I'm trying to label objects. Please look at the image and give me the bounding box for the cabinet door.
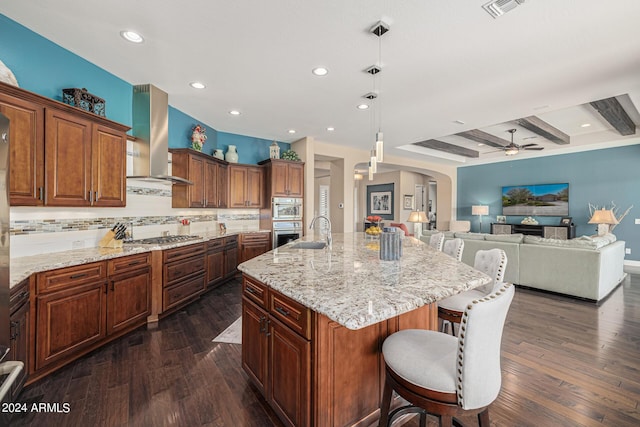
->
[225,245,239,277]
[228,165,248,208]
[207,249,225,288]
[204,160,218,208]
[9,301,30,399]
[36,281,107,370]
[0,93,45,206]
[242,298,269,395]
[92,124,126,207]
[241,241,271,264]
[286,163,304,198]
[269,317,311,427]
[107,267,151,335]
[188,155,206,207]
[246,166,263,207]
[45,108,92,206]
[271,161,289,197]
[217,163,228,208]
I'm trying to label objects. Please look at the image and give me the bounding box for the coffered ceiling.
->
[2,1,640,166]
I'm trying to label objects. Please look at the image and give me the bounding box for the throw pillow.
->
[485,233,525,243]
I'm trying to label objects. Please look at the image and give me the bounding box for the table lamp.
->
[471,205,489,233]
[588,208,618,236]
[407,210,428,238]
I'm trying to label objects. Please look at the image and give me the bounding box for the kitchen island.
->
[237,232,491,427]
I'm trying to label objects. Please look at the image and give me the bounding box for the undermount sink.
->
[290,241,327,250]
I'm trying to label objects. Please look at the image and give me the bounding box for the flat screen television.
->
[502,183,569,216]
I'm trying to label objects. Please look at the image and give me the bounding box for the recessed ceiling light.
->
[189,82,206,89]
[327,127,335,131]
[312,67,328,76]
[229,110,241,116]
[120,30,144,43]
[357,104,369,110]
[478,143,485,147]
[288,129,296,134]
[581,123,591,128]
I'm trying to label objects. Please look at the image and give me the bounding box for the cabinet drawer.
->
[37,261,106,294]
[269,290,311,340]
[163,242,206,263]
[207,238,224,250]
[164,255,205,285]
[224,235,238,246]
[243,275,268,308]
[163,273,205,311]
[10,278,30,313]
[108,252,150,275]
[242,233,269,242]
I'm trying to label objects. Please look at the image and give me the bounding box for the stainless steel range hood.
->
[128,84,192,184]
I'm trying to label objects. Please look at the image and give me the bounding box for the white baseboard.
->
[624,260,640,274]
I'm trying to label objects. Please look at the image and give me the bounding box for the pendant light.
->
[371,20,389,163]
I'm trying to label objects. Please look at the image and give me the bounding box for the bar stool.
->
[442,238,464,261]
[378,283,515,427]
[428,232,444,251]
[439,248,507,335]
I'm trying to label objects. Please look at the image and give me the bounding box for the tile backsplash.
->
[10,181,260,258]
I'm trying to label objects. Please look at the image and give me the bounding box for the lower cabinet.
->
[162,242,206,312]
[207,236,240,289]
[33,254,151,380]
[7,278,30,401]
[242,275,311,427]
[239,232,271,264]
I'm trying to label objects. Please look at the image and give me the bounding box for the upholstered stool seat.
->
[437,289,486,312]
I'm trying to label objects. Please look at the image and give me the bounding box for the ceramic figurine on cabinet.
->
[191,124,207,151]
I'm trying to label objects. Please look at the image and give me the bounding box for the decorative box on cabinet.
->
[170,148,228,208]
[0,82,128,207]
[259,158,304,198]
[228,164,264,208]
[491,224,513,235]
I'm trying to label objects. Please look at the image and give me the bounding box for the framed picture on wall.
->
[403,195,414,210]
[496,215,506,224]
[370,191,392,215]
[560,216,572,225]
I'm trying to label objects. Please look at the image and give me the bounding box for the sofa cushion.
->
[454,232,486,240]
[485,233,525,244]
[423,230,455,238]
[523,234,614,250]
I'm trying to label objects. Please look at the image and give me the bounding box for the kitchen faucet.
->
[309,215,332,250]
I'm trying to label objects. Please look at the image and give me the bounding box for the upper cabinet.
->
[1,82,129,207]
[259,159,304,198]
[228,164,264,208]
[170,148,228,208]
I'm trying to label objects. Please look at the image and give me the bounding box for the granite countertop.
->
[10,229,271,288]
[237,232,492,330]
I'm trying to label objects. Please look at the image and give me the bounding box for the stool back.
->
[443,238,464,261]
[428,232,445,251]
[473,249,507,294]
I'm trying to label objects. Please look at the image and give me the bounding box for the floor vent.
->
[482,0,525,18]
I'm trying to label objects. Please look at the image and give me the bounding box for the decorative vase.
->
[225,145,239,163]
[213,149,224,160]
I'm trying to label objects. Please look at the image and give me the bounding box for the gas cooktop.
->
[125,235,202,245]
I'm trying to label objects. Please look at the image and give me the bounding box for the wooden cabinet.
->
[239,232,271,264]
[170,148,228,208]
[260,159,304,198]
[0,91,44,205]
[162,243,206,311]
[8,279,30,400]
[0,82,129,207]
[242,275,311,427]
[228,164,264,208]
[33,254,151,380]
[207,235,239,289]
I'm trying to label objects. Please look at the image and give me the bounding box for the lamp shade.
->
[407,211,428,223]
[588,208,619,225]
[472,205,489,216]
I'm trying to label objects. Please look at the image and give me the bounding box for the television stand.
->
[491,223,576,239]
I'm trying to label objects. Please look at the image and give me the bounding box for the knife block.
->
[99,230,123,248]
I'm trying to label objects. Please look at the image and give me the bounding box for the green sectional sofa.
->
[421,231,626,302]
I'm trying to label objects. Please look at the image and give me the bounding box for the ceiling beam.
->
[455,129,510,148]
[512,116,570,144]
[413,139,479,158]
[590,97,636,136]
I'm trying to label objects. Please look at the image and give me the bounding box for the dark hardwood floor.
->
[9,274,640,426]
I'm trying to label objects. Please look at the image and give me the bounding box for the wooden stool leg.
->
[478,408,490,426]
[378,374,393,427]
[419,411,427,427]
[439,414,453,427]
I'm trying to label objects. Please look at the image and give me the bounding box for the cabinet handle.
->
[245,286,257,295]
[259,315,267,333]
[88,191,93,203]
[10,320,18,340]
[275,306,290,317]
[70,273,87,279]
[39,187,44,201]
[110,280,115,292]
[265,319,271,337]
[127,261,141,266]
[94,191,98,202]
[104,283,108,294]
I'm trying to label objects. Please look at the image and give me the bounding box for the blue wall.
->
[0,14,287,164]
[457,145,640,261]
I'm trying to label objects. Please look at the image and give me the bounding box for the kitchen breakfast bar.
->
[237,233,491,427]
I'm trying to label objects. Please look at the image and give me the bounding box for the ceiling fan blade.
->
[520,143,538,148]
[523,147,545,150]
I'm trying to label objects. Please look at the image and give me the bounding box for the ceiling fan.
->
[499,128,544,156]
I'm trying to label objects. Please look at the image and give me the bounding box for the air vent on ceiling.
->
[365,65,381,75]
[364,92,378,100]
[370,21,389,37]
[482,0,525,18]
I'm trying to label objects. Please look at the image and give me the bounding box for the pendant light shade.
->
[370,150,377,173]
[376,132,384,162]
